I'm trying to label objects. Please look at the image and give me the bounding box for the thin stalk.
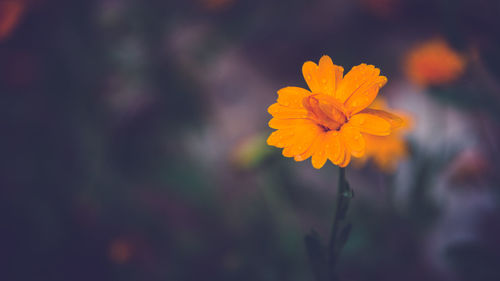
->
[327,167,350,281]
[305,167,352,281]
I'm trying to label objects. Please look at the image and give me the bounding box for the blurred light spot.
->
[108,237,134,264]
[199,0,236,11]
[0,0,26,41]
[230,133,271,170]
[359,0,401,19]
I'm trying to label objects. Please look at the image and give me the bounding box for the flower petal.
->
[347,113,391,136]
[302,94,347,129]
[318,56,344,95]
[303,56,344,96]
[360,108,403,129]
[344,78,386,116]
[336,64,386,105]
[311,133,328,169]
[333,140,346,165]
[324,131,342,164]
[294,135,318,162]
[339,148,352,167]
[341,124,365,158]
[268,118,313,129]
[267,129,295,148]
[277,87,311,108]
[268,103,309,119]
[282,122,321,157]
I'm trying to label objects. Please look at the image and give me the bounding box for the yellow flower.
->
[267,55,402,169]
[404,38,465,86]
[358,99,413,172]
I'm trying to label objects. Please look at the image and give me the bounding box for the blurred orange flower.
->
[0,0,26,41]
[404,38,465,86]
[357,99,413,172]
[267,56,402,169]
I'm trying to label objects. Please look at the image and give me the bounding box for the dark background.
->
[2,0,500,280]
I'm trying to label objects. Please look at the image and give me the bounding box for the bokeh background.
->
[2,0,500,280]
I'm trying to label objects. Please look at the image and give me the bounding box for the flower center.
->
[302,94,347,132]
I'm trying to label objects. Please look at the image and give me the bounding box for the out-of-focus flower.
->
[357,99,413,172]
[267,55,403,169]
[108,237,134,264]
[404,38,465,86]
[0,0,26,41]
[230,134,272,170]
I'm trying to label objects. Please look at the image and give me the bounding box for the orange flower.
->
[358,99,412,172]
[267,55,402,169]
[404,38,465,86]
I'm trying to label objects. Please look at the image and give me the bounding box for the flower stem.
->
[327,167,353,281]
[304,167,353,281]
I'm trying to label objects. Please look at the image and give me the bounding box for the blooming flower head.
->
[267,55,402,169]
[404,38,465,86]
[357,99,413,172]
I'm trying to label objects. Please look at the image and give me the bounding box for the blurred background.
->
[2,0,500,280]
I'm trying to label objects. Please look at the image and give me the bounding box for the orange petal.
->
[341,124,365,158]
[269,118,313,129]
[302,94,347,128]
[324,131,342,164]
[282,123,321,157]
[267,129,295,148]
[268,103,309,119]
[303,56,344,96]
[333,140,346,165]
[347,113,391,136]
[360,108,403,129]
[344,78,386,116]
[295,132,325,161]
[339,148,352,167]
[336,64,386,104]
[311,133,328,169]
[277,87,311,108]
[318,56,344,95]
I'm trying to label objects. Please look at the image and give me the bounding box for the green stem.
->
[327,167,351,281]
[304,167,353,281]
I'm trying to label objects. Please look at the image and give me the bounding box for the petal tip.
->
[311,159,325,169]
[379,76,388,87]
